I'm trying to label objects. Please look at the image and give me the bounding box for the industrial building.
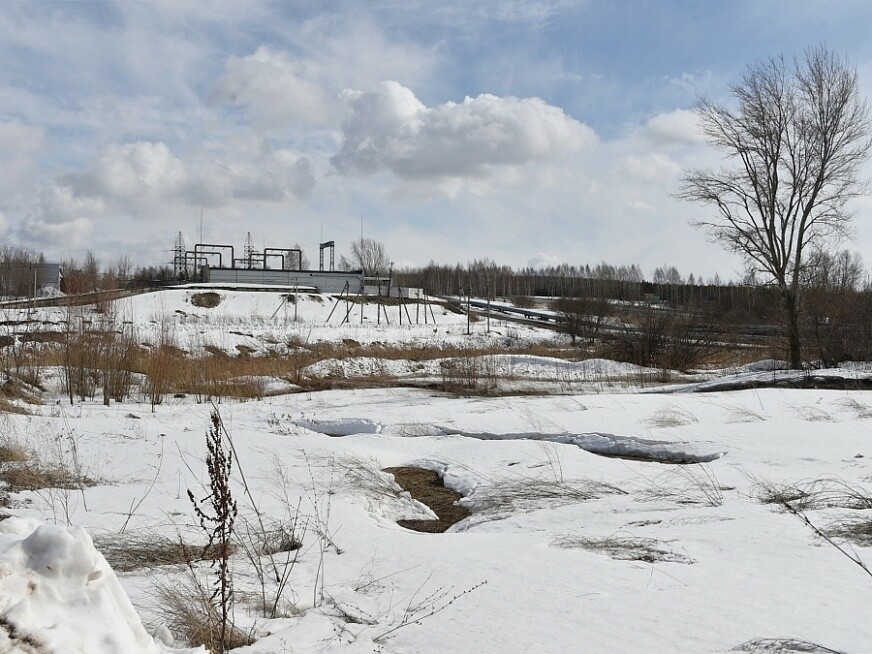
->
[172,234,365,294]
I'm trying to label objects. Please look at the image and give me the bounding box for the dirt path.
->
[384,466,469,533]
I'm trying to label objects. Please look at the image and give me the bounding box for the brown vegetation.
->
[384,466,469,532]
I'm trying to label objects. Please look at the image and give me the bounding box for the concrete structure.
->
[203,267,364,294]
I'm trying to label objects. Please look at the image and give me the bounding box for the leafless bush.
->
[439,351,498,394]
[143,313,178,411]
[554,295,611,344]
[606,304,719,371]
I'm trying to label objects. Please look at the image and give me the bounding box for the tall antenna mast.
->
[173,231,186,278]
[244,231,255,268]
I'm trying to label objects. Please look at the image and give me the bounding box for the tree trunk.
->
[782,288,803,369]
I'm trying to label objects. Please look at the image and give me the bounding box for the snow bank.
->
[441,429,725,464]
[295,418,724,464]
[295,418,383,436]
[0,518,201,654]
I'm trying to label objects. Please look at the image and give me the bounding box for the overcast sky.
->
[3,0,872,280]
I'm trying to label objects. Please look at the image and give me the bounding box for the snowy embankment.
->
[0,518,201,653]
[0,288,554,355]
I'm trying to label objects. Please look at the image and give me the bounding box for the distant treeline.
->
[393,260,782,323]
[0,246,47,298]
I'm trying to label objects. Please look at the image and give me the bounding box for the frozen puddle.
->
[295,419,725,464]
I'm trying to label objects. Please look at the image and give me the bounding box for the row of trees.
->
[0,246,47,298]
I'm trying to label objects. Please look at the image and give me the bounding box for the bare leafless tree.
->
[679,46,872,368]
[350,237,389,277]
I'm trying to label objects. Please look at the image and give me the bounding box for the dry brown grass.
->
[827,519,872,547]
[0,440,28,464]
[383,466,470,533]
[0,318,778,404]
[0,377,41,413]
[551,534,694,564]
[190,292,222,308]
[152,567,252,652]
[0,459,95,492]
[754,477,872,511]
[95,535,238,572]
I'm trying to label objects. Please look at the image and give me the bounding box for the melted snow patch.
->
[0,517,202,654]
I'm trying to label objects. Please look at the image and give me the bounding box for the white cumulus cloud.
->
[621,153,681,182]
[644,108,703,146]
[527,253,562,270]
[331,81,596,180]
[63,140,315,219]
[18,186,103,247]
[76,141,188,201]
[0,120,46,208]
[213,46,329,128]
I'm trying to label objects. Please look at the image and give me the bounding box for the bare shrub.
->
[606,304,719,371]
[143,313,178,411]
[187,409,238,653]
[554,295,611,345]
[439,351,498,395]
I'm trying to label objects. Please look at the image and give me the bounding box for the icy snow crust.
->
[297,418,724,463]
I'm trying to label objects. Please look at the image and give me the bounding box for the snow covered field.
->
[1,290,871,653]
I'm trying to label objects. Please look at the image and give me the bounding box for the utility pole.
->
[466,285,471,335]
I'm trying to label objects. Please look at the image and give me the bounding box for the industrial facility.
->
[172,233,365,294]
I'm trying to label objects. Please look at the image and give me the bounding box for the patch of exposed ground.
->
[694,375,872,392]
[383,466,469,533]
